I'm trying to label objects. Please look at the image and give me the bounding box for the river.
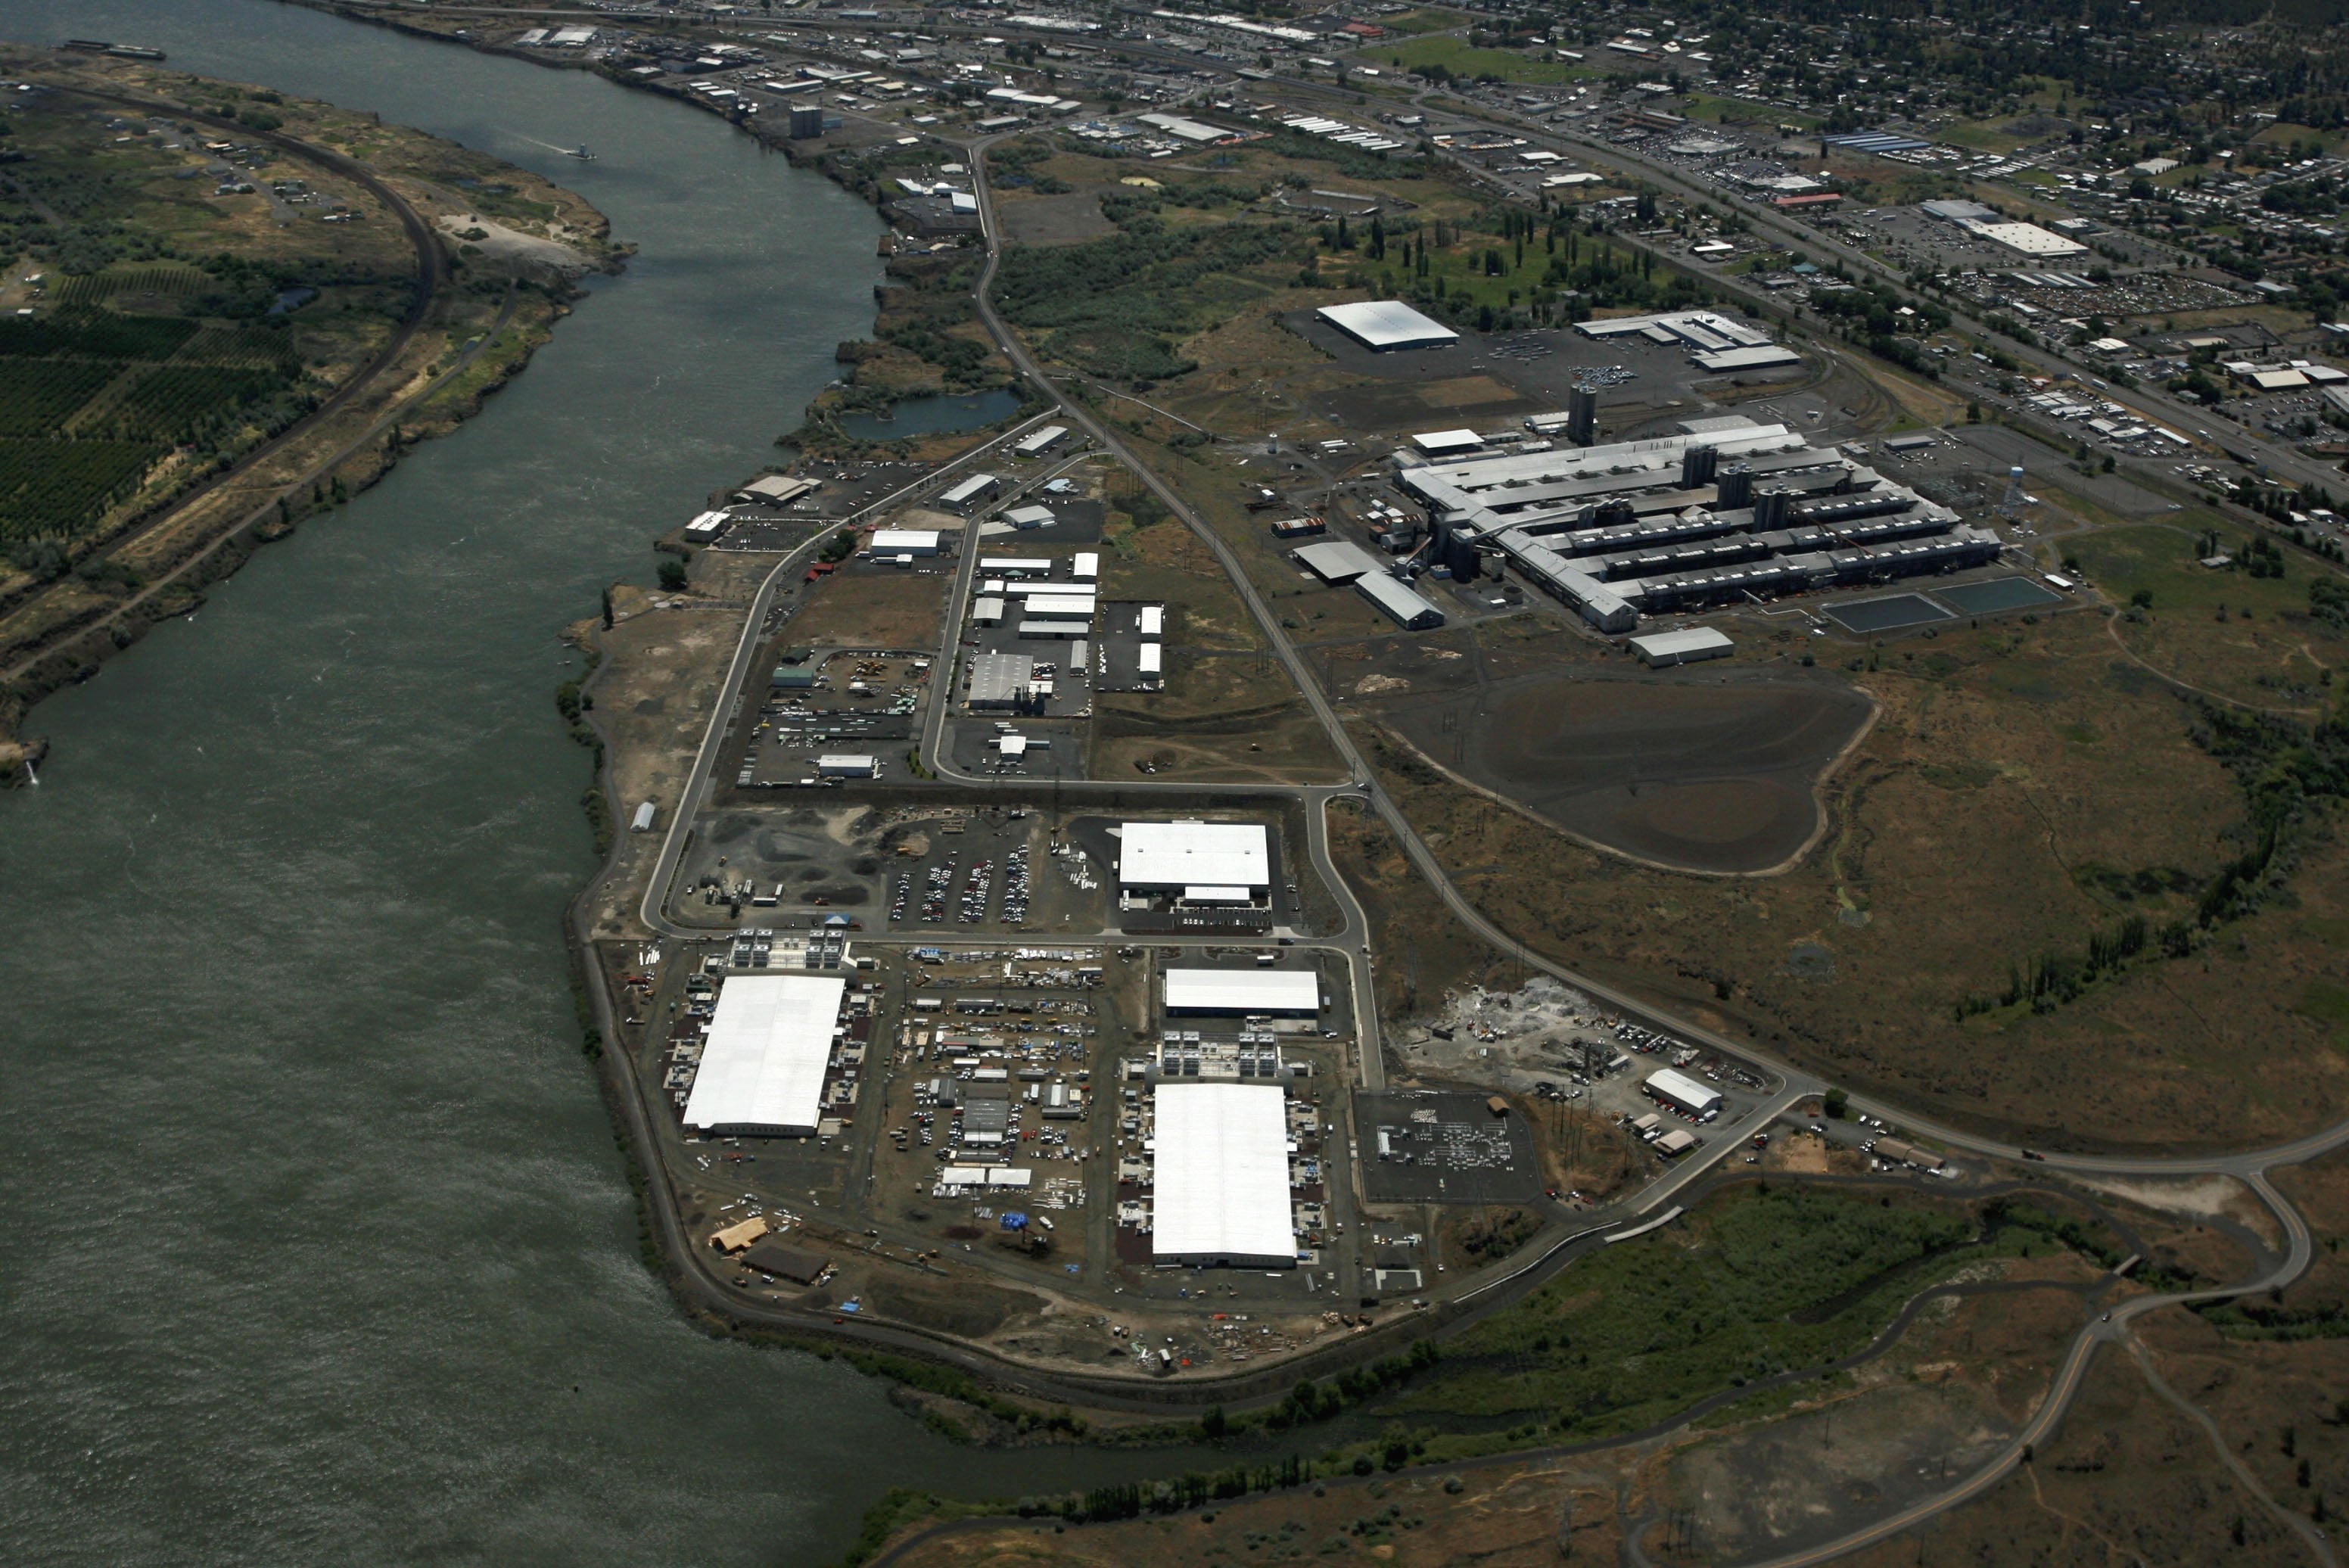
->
[0,4,1190,1561]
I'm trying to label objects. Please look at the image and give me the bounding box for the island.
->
[0,44,621,782]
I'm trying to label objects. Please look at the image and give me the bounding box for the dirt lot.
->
[1372,671,1876,874]
[789,568,950,649]
[1350,595,2349,1153]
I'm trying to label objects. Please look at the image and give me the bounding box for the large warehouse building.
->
[1399,415,1996,634]
[1151,1081,1297,1268]
[1165,967,1321,1016]
[1118,820,1270,896]
[1317,299,1458,352]
[682,974,848,1137]
[1644,1066,1723,1120]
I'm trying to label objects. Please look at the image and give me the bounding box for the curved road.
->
[527,33,2349,1568]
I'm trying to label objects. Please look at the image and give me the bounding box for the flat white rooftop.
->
[1961,219,2088,257]
[1120,820,1268,890]
[682,975,846,1136]
[1152,1082,1295,1265]
[1317,299,1458,351]
[1165,967,1319,1015]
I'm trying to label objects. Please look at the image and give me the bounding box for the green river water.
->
[0,3,1194,1560]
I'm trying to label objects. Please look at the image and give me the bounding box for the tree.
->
[657,558,689,592]
[1822,1087,1850,1119]
[1966,400,1982,424]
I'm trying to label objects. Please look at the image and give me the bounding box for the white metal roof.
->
[1645,1066,1722,1115]
[1119,821,1269,889]
[1316,299,1458,350]
[1691,344,1801,372]
[1152,1083,1295,1264]
[1164,967,1318,1014]
[870,527,941,551]
[683,975,846,1135]
[1137,643,1162,674]
[1072,551,1100,579]
[939,472,999,504]
[1629,627,1734,658]
[1412,428,1483,453]
[1022,594,1096,618]
[1355,572,1443,627]
[1292,540,1383,583]
[1138,605,1164,636]
[817,754,876,771]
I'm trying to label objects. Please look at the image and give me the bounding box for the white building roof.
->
[817,753,876,772]
[682,975,846,1135]
[1629,627,1734,660]
[1291,539,1384,583]
[940,472,1000,505]
[1316,299,1458,350]
[1960,219,2087,257]
[1138,605,1164,636]
[1644,1066,1722,1115]
[1072,551,1100,579]
[1164,967,1319,1013]
[1120,821,1269,889]
[1412,428,1483,454]
[1691,344,1800,372]
[870,527,941,552]
[1152,1082,1295,1265]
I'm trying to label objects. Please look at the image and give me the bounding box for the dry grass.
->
[1353,601,2349,1153]
[788,570,948,649]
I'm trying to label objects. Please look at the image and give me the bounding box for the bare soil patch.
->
[1377,674,1874,873]
[789,570,947,648]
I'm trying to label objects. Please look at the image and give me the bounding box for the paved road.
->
[514,32,2349,1566]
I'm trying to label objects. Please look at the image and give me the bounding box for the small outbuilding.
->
[1629,627,1733,667]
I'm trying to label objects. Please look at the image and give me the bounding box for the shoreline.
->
[0,51,624,783]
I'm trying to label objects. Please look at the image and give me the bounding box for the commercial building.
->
[1691,344,1800,372]
[1355,572,1445,630]
[938,473,1000,512]
[1644,1066,1722,1119]
[682,975,848,1137]
[817,754,877,777]
[1961,220,2087,257]
[1016,618,1090,639]
[1164,968,1320,1016]
[1151,1081,1295,1267]
[737,473,817,506]
[977,555,1053,577]
[1022,593,1097,618]
[1292,539,1385,583]
[1012,423,1070,457]
[870,527,942,555]
[1629,627,1733,666]
[966,652,1040,709]
[1411,428,1483,457]
[1316,299,1459,352]
[1002,505,1056,530]
[1118,820,1270,894]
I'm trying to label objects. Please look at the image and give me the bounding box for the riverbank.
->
[273,0,1031,463]
[0,47,623,782]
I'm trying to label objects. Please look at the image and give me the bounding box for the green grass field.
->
[1305,1184,2102,1466]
